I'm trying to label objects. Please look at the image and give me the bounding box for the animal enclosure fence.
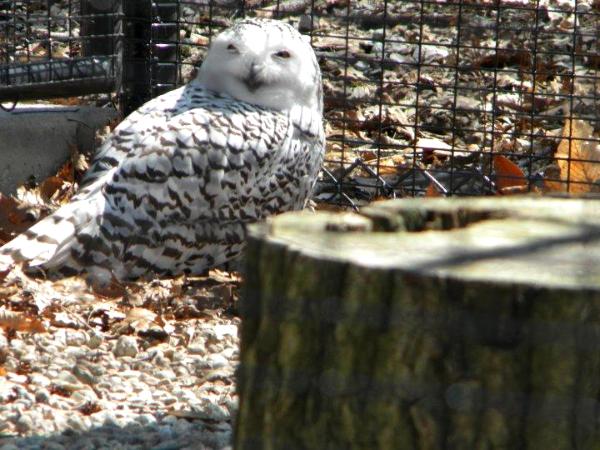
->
[1,0,599,207]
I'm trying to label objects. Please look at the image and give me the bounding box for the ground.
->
[0,266,241,449]
[0,0,599,448]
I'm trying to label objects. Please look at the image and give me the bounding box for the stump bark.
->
[235,197,600,450]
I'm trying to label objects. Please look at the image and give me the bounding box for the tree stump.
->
[235,197,600,450]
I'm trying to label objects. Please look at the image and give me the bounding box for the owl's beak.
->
[242,63,264,92]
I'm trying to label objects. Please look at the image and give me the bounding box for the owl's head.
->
[195,19,322,113]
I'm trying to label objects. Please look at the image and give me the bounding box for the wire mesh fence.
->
[0,0,119,103]
[1,0,599,206]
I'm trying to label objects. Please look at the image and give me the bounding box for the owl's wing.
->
[0,92,323,279]
[77,86,189,192]
[0,86,194,275]
[88,100,323,276]
[103,102,290,225]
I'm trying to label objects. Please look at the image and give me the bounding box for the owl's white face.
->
[195,19,322,113]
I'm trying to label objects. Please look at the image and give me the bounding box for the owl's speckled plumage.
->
[0,19,325,280]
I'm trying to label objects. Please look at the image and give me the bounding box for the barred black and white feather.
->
[0,19,325,280]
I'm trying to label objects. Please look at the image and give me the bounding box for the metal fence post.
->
[120,0,152,116]
[150,1,179,99]
[80,0,119,57]
[119,0,178,116]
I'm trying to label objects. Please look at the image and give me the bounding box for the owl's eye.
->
[274,50,291,59]
[227,43,238,53]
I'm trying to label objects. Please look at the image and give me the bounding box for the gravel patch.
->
[0,269,240,450]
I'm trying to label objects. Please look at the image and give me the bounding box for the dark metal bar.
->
[0,56,116,101]
[120,0,152,115]
[0,77,115,102]
[150,1,179,98]
[80,0,120,56]
[0,56,113,85]
[113,0,124,98]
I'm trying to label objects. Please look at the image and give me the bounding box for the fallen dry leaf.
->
[546,119,600,193]
[57,159,75,184]
[77,401,102,416]
[416,137,452,154]
[50,97,87,106]
[127,306,165,327]
[493,155,528,192]
[39,176,65,201]
[209,269,241,284]
[425,183,442,197]
[51,311,80,328]
[114,307,168,341]
[376,154,407,175]
[0,308,46,333]
[91,276,128,299]
[0,194,36,243]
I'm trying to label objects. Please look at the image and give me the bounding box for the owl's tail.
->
[0,194,105,277]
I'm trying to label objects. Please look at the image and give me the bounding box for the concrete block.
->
[0,104,118,194]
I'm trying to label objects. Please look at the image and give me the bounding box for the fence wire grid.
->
[1,0,599,207]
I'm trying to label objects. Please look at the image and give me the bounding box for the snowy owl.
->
[0,18,325,280]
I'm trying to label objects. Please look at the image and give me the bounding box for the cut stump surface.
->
[236,197,600,450]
